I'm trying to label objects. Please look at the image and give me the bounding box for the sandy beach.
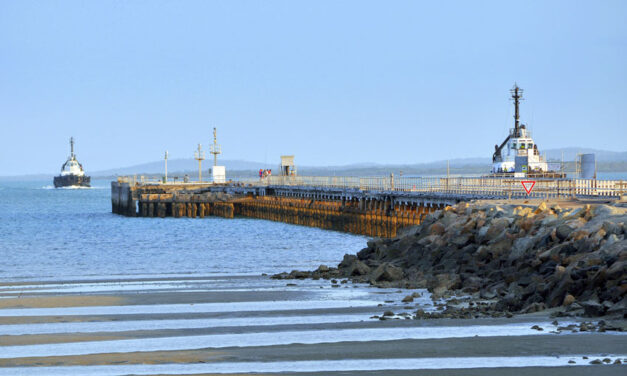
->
[0,275,625,375]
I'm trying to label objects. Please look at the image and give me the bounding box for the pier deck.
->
[112,176,626,238]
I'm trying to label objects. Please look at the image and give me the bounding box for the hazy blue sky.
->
[1,0,625,175]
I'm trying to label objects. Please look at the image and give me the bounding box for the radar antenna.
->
[70,137,75,159]
[510,84,524,137]
[210,127,222,167]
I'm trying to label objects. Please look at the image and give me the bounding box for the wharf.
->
[111,176,626,238]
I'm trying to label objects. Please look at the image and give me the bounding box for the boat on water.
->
[491,84,564,178]
[53,137,91,188]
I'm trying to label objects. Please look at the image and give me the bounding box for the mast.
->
[194,144,205,181]
[210,127,222,167]
[70,137,75,159]
[164,150,168,182]
[510,84,523,137]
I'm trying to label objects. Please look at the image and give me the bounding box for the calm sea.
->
[0,179,366,281]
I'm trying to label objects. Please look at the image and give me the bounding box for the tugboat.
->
[53,137,91,188]
[491,85,564,178]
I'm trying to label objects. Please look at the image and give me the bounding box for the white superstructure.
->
[492,85,548,175]
[60,137,85,176]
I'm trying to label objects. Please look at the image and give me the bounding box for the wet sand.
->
[0,275,624,375]
[0,295,124,309]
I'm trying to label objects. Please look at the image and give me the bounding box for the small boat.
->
[53,137,91,188]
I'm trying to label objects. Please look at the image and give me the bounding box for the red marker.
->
[521,181,536,194]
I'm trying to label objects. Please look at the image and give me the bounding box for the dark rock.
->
[348,260,371,276]
[372,263,404,282]
[556,224,574,241]
[270,272,290,280]
[606,296,627,316]
[339,254,358,269]
[581,300,607,317]
[429,222,446,235]
[495,294,522,312]
[521,302,546,313]
[451,233,472,247]
[316,265,330,273]
[289,270,310,279]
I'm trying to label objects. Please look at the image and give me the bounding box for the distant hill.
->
[543,148,627,162]
[17,146,623,180]
[91,158,266,177]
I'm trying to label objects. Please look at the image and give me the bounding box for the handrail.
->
[116,175,626,199]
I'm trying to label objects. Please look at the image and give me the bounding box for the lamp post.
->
[164,150,168,183]
[194,144,205,182]
[210,127,221,167]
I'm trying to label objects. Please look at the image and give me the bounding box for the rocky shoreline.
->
[273,201,627,320]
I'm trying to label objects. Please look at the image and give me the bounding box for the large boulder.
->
[348,260,371,276]
[509,237,534,262]
[339,254,358,269]
[486,217,512,239]
[556,224,574,241]
[429,222,446,236]
[581,300,607,317]
[372,263,404,282]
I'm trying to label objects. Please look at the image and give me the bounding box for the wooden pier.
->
[112,176,626,238]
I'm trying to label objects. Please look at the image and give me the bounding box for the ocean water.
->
[0,179,367,281]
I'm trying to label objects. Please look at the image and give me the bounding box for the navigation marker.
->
[521,180,536,195]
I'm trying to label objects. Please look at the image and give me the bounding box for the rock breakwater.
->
[273,201,627,318]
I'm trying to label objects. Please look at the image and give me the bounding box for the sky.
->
[0,0,626,175]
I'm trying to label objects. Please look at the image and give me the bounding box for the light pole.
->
[194,144,205,182]
[210,127,221,167]
[164,150,168,183]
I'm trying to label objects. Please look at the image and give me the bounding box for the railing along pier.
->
[112,175,626,238]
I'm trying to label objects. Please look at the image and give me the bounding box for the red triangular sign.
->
[521,180,536,194]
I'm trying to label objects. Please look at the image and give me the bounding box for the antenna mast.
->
[194,144,205,182]
[210,127,222,167]
[70,137,75,159]
[164,150,169,182]
[510,84,523,137]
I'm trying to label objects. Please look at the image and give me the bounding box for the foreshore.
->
[1,274,625,375]
[273,199,627,320]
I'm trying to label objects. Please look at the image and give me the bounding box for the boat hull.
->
[53,174,91,188]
